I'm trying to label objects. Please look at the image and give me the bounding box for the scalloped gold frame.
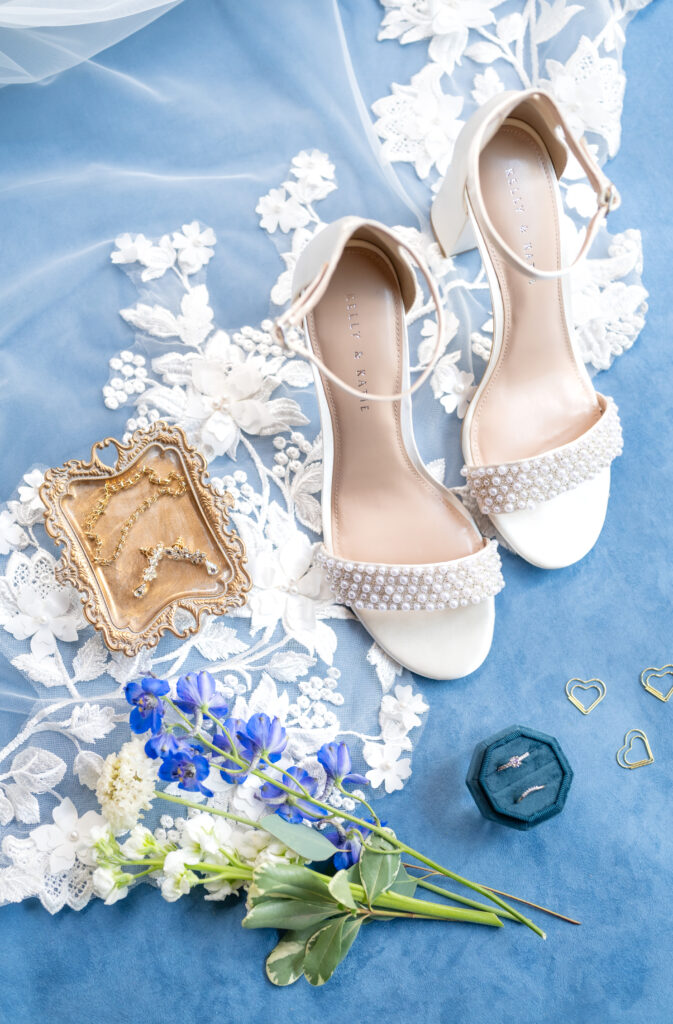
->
[40,422,251,656]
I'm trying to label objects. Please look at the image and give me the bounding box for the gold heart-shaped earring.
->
[565,677,607,715]
[616,729,654,770]
[640,665,673,703]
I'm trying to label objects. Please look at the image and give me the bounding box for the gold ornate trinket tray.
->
[40,422,250,655]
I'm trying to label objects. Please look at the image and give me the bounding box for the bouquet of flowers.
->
[85,670,550,987]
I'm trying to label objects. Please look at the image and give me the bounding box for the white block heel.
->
[431,89,624,569]
[273,217,504,679]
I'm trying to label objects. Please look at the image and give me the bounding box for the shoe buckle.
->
[598,183,620,214]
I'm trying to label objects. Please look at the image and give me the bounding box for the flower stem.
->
[161,701,546,937]
[389,839,545,940]
[154,790,260,829]
[414,879,517,923]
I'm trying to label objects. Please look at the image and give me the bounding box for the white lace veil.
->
[0,1,180,84]
[0,0,650,911]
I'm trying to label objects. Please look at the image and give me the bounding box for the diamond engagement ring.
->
[497,752,530,772]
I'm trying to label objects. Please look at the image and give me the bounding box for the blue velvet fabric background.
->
[1,1,671,1021]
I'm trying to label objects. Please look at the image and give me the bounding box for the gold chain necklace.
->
[83,466,187,566]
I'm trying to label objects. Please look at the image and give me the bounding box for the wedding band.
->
[497,752,530,771]
[517,785,545,803]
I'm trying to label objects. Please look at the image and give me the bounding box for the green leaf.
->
[250,862,334,902]
[258,815,336,861]
[359,847,401,905]
[389,863,418,898]
[265,927,316,987]
[328,869,357,909]
[344,862,361,887]
[243,897,340,932]
[365,831,398,853]
[303,914,363,987]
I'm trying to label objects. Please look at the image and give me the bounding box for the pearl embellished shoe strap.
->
[463,398,623,515]
[317,540,504,613]
[272,219,445,403]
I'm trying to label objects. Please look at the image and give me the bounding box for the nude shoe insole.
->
[467,120,601,467]
[305,241,479,565]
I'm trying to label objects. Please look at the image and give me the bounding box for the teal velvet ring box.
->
[466,725,573,831]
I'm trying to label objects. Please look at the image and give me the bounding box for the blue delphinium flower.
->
[322,820,373,870]
[124,677,169,734]
[145,731,197,761]
[174,670,229,717]
[212,718,254,783]
[259,766,323,823]
[317,742,368,788]
[241,713,287,763]
[158,747,213,797]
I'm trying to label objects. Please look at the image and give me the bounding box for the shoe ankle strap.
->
[467,89,621,280]
[272,217,446,403]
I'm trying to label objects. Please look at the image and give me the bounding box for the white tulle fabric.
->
[0,1,180,84]
[0,0,651,912]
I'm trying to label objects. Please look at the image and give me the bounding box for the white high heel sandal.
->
[273,217,504,680]
[431,89,624,570]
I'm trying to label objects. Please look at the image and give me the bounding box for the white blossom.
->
[31,798,105,874]
[256,187,311,234]
[544,36,625,156]
[380,684,429,733]
[92,865,130,905]
[0,510,28,555]
[160,849,198,902]
[172,221,216,275]
[3,585,80,657]
[372,63,465,179]
[363,740,412,793]
[17,469,45,518]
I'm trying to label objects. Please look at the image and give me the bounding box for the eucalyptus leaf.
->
[328,869,357,910]
[242,897,341,932]
[265,927,316,987]
[359,847,401,905]
[259,814,336,861]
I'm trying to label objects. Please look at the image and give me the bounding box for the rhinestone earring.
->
[133,537,219,598]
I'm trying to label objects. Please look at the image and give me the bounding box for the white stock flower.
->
[95,739,159,835]
[92,866,130,905]
[363,740,412,793]
[172,221,216,274]
[119,824,162,860]
[160,849,198,902]
[31,798,106,874]
[179,813,234,860]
